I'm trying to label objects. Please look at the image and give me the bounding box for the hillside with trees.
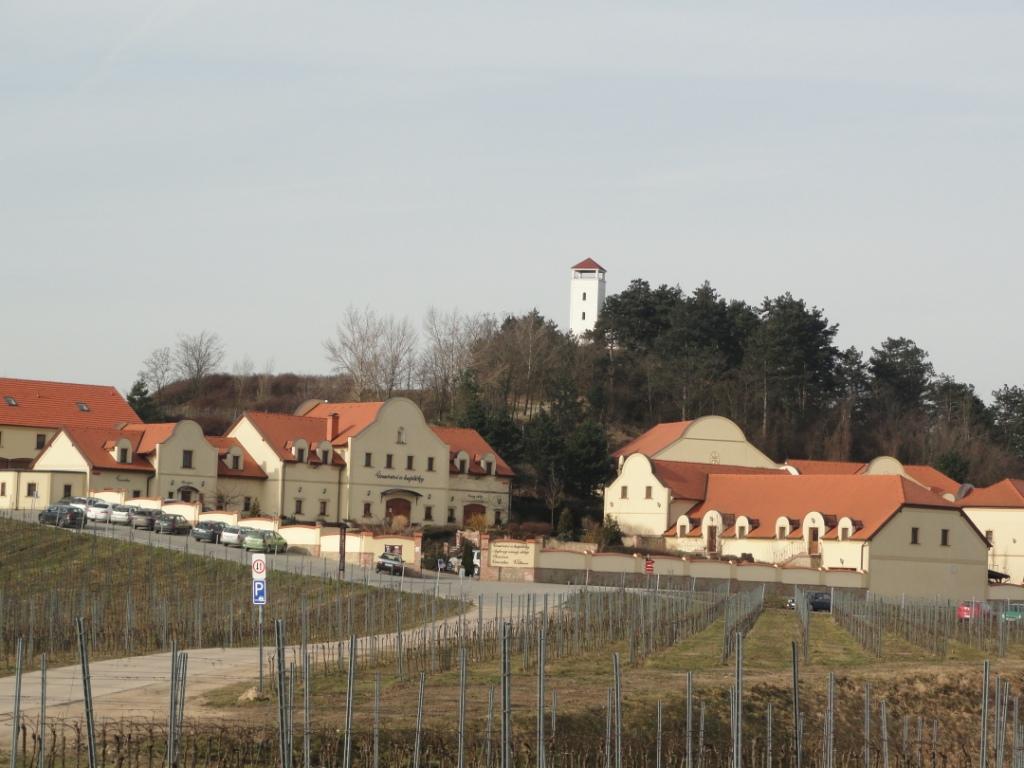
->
[130,282,1024,520]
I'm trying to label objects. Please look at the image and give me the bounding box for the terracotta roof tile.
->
[961,479,1024,508]
[242,412,346,464]
[300,402,384,442]
[652,460,786,501]
[571,258,606,271]
[122,423,178,454]
[673,474,959,541]
[38,427,154,473]
[903,465,961,495]
[205,436,268,479]
[431,426,515,477]
[613,421,694,458]
[0,378,139,432]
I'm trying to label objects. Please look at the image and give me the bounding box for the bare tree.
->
[256,359,275,403]
[420,308,491,419]
[140,346,175,401]
[324,307,418,400]
[232,355,255,411]
[174,331,225,395]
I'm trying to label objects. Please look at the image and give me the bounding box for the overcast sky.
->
[2,2,1022,400]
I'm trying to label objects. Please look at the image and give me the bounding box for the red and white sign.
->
[251,553,267,580]
[644,558,655,574]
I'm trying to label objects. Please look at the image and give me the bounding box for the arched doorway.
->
[463,503,486,525]
[385,498,411,529]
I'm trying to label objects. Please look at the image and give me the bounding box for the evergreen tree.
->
[126,378,161,422]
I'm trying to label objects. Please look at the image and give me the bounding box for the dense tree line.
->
[135,286,1024,507]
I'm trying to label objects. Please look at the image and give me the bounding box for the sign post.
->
[252,553,267,692]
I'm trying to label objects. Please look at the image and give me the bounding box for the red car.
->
[957,601,991,621]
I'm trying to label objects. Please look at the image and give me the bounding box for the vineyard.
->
[0,516,464,673]
[7,518,1024,766]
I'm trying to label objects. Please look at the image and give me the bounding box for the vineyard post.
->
[613,652,623,768]
[373,671,381,768]
[75,617,96,768]
[880,699,890,768]
[765,702,772,768]
[457,647,467,768]
[983,660,992,768]
[733,632,743,768]
[38,653,46,768]
[10,637,23,768]
[656,700,663,768]
[537,627,547,768]
[863,683,871,768]
[604,688,612,768]
[791,642,801,768]
[343,634,355,768]
[258,605,264,693]
[686,671,694,768]
[413,671,425,768]
[302,651,310,768]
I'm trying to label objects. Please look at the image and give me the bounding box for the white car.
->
[109,504,138,525]
[84,499,112,523]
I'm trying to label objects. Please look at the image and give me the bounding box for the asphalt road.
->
[3,508,579,601]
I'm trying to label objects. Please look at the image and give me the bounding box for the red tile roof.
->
[40,427,154,473]
[0,378,139,431]
[652,460,785,501]
[960,479,1024,508]
[787,459,866,475]
[571,258,606,272]
[300,402,384,442]
[670,474,960,540]
[240,412,346,465]
[613,421,694,458]
[903,465,961,495]
[206,436,268,479]
[122,423,178,454]
[430,426,515,477]
[787,458,960,496]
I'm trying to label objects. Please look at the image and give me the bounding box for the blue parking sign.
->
[252,579,267,605]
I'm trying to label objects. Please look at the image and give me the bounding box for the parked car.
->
[376,552,405,575]
[38,504,84,528]
[83,499,112,523]
[109,504,139,525]
[155,513,191,534]
[221,526,254,547]
[130,508,157,530]
[242,530,288,553]
[958,600,991,621]
[808,592,831,612]
[191,521,225,543]
[1002,603,1024,622]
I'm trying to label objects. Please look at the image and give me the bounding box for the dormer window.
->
[397,428,406,444]
[76,402,90,412]
[777,525,787,540]
[3,396,16,406]
[321,449,331,464]
[483,460,493,474]
[118,447,129,463]
[296,447,306,463]
[231,454,241,470]
[459,458,468,473]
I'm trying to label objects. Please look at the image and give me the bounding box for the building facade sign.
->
[374,470,425,484]
[489,541,534,568]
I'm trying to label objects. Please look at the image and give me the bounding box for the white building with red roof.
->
[228,396,512,525]
[5,419,266,511]
[569,258,606,336]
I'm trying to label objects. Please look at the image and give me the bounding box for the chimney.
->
[328,412,340,440]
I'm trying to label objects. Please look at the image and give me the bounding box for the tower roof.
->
[571,258,606,272]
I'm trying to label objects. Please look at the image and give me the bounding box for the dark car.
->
[38,504,84,528]
[155,513,191,534]
[808,591,832,612]
[375,552,405,575]
[191,521,225,543]
[130,508,157,530]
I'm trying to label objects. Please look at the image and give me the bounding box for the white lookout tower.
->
[569,258,607,337]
